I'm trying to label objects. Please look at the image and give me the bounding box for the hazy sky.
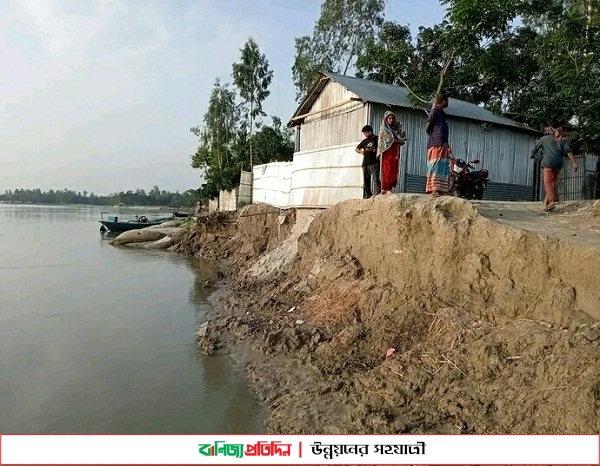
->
[0,0,446,195]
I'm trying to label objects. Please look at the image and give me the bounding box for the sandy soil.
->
[174,196,600,435]
[474,200,600,248]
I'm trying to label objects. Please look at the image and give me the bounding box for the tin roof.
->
[290,71,539,134]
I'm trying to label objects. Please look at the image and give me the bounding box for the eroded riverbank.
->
[172,196,600,434]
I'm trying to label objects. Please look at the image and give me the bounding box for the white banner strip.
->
[1,434,598,465]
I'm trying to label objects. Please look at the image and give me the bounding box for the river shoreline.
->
[168,197,600,434]
[0,203,263,434]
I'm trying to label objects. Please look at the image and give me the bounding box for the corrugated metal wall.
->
[370,104,538,195]
[292,89,544,202]
[299,82,369,152]
[219,189,237,211]
[404,175,534,201]
[208,198,219,213]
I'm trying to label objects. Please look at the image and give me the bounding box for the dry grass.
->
[299,281,361,325]
[199,211,237,227]
[416,306,483,376]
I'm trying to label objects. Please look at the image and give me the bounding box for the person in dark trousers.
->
[355,125,381,198]
[530,122,579,211]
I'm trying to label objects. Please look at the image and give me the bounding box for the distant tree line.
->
[0,186,198,207]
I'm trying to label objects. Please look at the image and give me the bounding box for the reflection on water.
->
[0,204,264,434]
[188,260,219,304]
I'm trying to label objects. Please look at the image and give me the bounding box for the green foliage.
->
[232,37,274,168]
[190,77,293,199]
[292,0,386,100]
[0,187,198,207]
[249,116,295,164]
[514,0,600,151]
[190,79,241,198]
[355,22,413,86]
[441,0,522,43]
[232,38,273,122]
[355,0,600,151]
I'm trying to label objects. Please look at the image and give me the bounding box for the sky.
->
[0,0,446,195]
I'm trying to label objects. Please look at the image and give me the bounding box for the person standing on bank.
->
[530,122,579,211]
[355,125,380,198]
[425,92,451,197]
[377,111,405,194]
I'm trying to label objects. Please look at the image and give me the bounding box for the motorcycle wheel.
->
[474,187,484,200]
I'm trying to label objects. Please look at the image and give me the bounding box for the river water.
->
[0,204,264,434]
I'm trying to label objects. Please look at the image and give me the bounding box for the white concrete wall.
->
[208,198,219,213]
[253,143,363,208]
[238,171,253,206]
[252,162,293,208]
[219,189,237,212]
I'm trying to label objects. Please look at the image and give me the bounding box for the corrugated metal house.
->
[252,72,542,208]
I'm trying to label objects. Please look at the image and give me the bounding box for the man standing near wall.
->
[530,122,579,211]
[355,125,381,198]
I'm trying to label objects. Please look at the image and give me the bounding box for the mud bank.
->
[174,197,600,434]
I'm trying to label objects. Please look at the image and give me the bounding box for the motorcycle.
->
[448,157,489,200]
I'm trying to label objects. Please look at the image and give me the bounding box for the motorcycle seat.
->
[470,170,486,181]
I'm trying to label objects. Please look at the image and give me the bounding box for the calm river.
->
[0,204,264,434]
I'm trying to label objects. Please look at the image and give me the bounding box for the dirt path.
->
[473,200,600,249]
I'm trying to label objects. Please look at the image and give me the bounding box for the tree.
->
[355,22,414,86]
[356,0,600,152]
[249,116,295,164]
[292,0,386,100]
[0,188,197,206]
[232,38,273,170]
[191,79,240,198]
[514,0,600,152]
[354,0,546,109]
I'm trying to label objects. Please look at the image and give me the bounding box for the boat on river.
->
[99,212,173,233]
[172,211,192,218]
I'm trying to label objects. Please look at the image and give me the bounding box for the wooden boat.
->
[172,211,192,218]
[99,212,173,233]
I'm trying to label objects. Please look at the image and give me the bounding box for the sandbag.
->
[143,227,181,236]
[110,229,167,245]
[142,235,173,250]
[147,220,185,228]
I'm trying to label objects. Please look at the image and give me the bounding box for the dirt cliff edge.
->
[175,196,600,434]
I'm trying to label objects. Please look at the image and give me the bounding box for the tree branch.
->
[377,61,430,104]
[436,48,456,96]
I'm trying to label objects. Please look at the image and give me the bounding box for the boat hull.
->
[99,220,164,232]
